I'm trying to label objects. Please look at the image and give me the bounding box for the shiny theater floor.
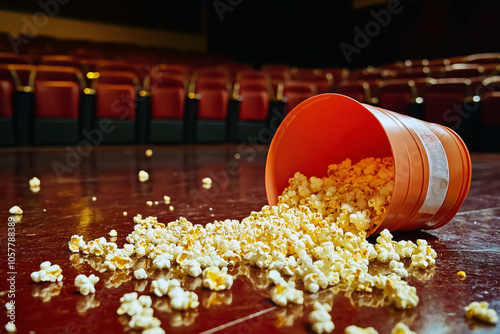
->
[0,145,499,334]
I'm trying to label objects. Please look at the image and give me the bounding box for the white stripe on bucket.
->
[405,118,450,215]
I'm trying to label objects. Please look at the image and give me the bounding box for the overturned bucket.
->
[265,93,471,235]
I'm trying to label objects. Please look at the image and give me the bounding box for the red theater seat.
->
[237,80,270,121]
[40,55,88,73]
[479,76,500,151]
[376,79,419,115]
[336,81,372,104]
[34,66,85,119]
[0,65,16,118]
[440,64,485,78]
[94,70,140,119]
[295,70,334,94]
[193,78,230,142]
[0,65,16,145]
[153,64,190,81]
[465,53,500,65]
[282,81,316,113]
[93,70,141,143]
[32,66,86,145]
[321,68,349,87]
[146,75,187,143]
[0,52,32,65]
[195,78,230,120]
[148,75,186,119]
[395,67,432,79]
[422,78,471,125]
[236,70,269,86]
[231,79,271,142]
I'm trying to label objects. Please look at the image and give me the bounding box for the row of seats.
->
[1,52,499,151]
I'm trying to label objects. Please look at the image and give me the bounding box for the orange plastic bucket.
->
[265,94,471,234]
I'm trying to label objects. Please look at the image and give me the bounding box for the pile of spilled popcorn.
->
[60,156,496,333]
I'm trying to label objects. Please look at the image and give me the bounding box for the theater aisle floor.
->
[0,145,499,334]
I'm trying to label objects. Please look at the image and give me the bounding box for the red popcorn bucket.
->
[265,93,471,235]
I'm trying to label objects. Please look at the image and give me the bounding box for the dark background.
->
[1,0,499,69]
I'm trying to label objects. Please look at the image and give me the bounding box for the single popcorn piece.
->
[31,261,63,283]
[92,196,97,201]
[29,176,41,187]
[109,229,118,237]
[150,278,181,297]
[181,259,203,277]
[202,177,212,189]
[68,235,86,253]
[147,201,153,207]
[145,149,153,157]
[139,170,149,182]
[5,323,16,333]
[268,270,304,306]
[169,288,200,311]
[134,268,148,280]
[163,195,171,204]
[203,267,233,291]
[9,206,23,215]
[123,211,128,216]
[345,325,379,334]
[465,301,498,324]
[74,274,99,295]
[391,322,417,334]
[169,205,174,212]
[308,301,334,334]
[457,271,466,279]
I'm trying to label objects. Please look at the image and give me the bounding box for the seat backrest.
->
[33,66,85,118]
[395,67,432,79]
[41,55,88,72]
[33,66,86,88]
[440,63,484,78]
[0,52,32,64]
[94,70,140,119]
[336,81,371,103]
[94,70,141,90]
[236,69,269,84]
[321,68,349,86]
[0,66,16,117]
[376,79,418,115]
[195,78,229,120]
[480,64,500,77]
[147,75,186,119]
[237,80,270,121]
[422,78,471,125]
[153,64,190,80]
[282,81,316,112]
[465,53,500,64]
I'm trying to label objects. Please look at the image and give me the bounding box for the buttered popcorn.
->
[279,157,395,234]
[69,156,436,313]
[74,274,99,295]
[117,292,164,332]
[465,301,498,324]
[202,267,233,291]
[31,261,63,283]
[308,301,334,334]
[268,270,304,306]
